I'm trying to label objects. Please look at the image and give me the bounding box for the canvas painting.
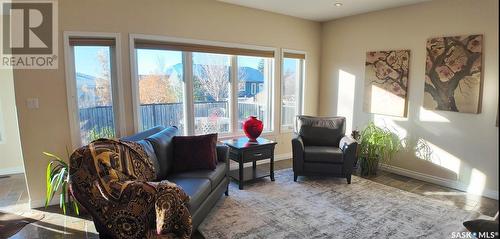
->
[423,35,483,113]
[363,50,410,117]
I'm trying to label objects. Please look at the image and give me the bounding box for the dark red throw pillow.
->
[172,133,218,172]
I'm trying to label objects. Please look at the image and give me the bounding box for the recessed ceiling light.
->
[334,2,343,7]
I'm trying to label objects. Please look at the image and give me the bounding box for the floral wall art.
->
[424,35,483,113]
[363,50,410,117]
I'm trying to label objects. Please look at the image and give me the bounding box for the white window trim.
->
[64,31,125,149]
[183,52,194,136]
[230,56,238,134]
[280,49,306,133]
[129,33,278,138]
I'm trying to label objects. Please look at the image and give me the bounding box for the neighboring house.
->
[164,63,265,99]
[238,67,264,98]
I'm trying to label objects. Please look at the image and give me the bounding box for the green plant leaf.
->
[72,199,80,215]
[359,122,402,173]
[62,183,67,215]
[46,170,61,207]
[45,161,54,207]
[43,151,63,161]
[55,168,67,192]
[44,151,72,214]
[59,190,63,208]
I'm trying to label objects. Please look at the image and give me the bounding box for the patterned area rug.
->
[199,168,481,239]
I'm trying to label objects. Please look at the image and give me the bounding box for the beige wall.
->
[0,68,24,175]
[320,0,498,197]
[13,0,321,207]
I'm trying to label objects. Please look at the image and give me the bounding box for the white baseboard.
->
[380,164,499,200]
[0,166,24,176]
[29,197,57,209]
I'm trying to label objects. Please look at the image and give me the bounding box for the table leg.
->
[239,159,244,190]
[270,154,275,181]
[252,161,256,170]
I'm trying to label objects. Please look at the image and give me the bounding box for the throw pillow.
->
[145,126,178,179]
[172,133,218,172]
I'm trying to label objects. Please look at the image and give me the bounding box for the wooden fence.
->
[79,101,267,134]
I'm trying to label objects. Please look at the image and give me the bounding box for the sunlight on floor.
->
[30,222,71,235]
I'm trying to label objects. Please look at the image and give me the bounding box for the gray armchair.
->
[292,116,358,183]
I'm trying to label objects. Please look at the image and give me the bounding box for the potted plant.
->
[358,122,401,176]
[44,151,80,215]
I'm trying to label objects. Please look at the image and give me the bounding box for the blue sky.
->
[74,47,297,77]
[74,46,110,77]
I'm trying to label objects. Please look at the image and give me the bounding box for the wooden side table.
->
[222,137,277,190]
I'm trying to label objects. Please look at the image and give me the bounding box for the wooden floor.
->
[1,158,498,238]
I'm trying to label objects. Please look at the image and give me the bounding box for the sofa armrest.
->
[339,135,357,151]
[70,177,158,237]
[339,135,358,174]
[216,145,229,163]
[292,135,305,173]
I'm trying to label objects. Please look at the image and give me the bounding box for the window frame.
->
[130,34,278,138]
[280,49,306,133]
[64,31,125,148]
[235,55,275,133]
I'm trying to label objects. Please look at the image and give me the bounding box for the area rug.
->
[199,168,481,239]
[0,211,44,239]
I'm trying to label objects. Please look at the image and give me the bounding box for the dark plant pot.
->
[360,156,380,176]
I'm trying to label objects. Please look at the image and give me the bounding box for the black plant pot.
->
[360,156,379,176]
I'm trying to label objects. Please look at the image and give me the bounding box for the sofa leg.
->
[294,173,298,182]
[225,186,229,196]
[346,174,352,184]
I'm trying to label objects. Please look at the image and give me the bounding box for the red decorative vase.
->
[243,116,263,141]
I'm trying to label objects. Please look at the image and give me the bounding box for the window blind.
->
[135,39,275,58]
[283,52,306,60]
[69,37,116,46]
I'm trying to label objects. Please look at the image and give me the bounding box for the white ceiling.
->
[218,0,431,22]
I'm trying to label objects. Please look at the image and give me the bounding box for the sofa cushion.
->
[166,177,211,213]
[169,162,226,190]
[172,134,218,173]
[304,146,343,163]
[296,116,346,146]
[121,126,165,141]
[136,139,161,180]
[145,127,178,180]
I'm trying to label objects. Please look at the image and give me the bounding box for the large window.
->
[237,56,272,131]
[133,38,275,136]
[136,49,185,133]
[281,52,305,131]
[67,36,120,145]
[193,53,231,135]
